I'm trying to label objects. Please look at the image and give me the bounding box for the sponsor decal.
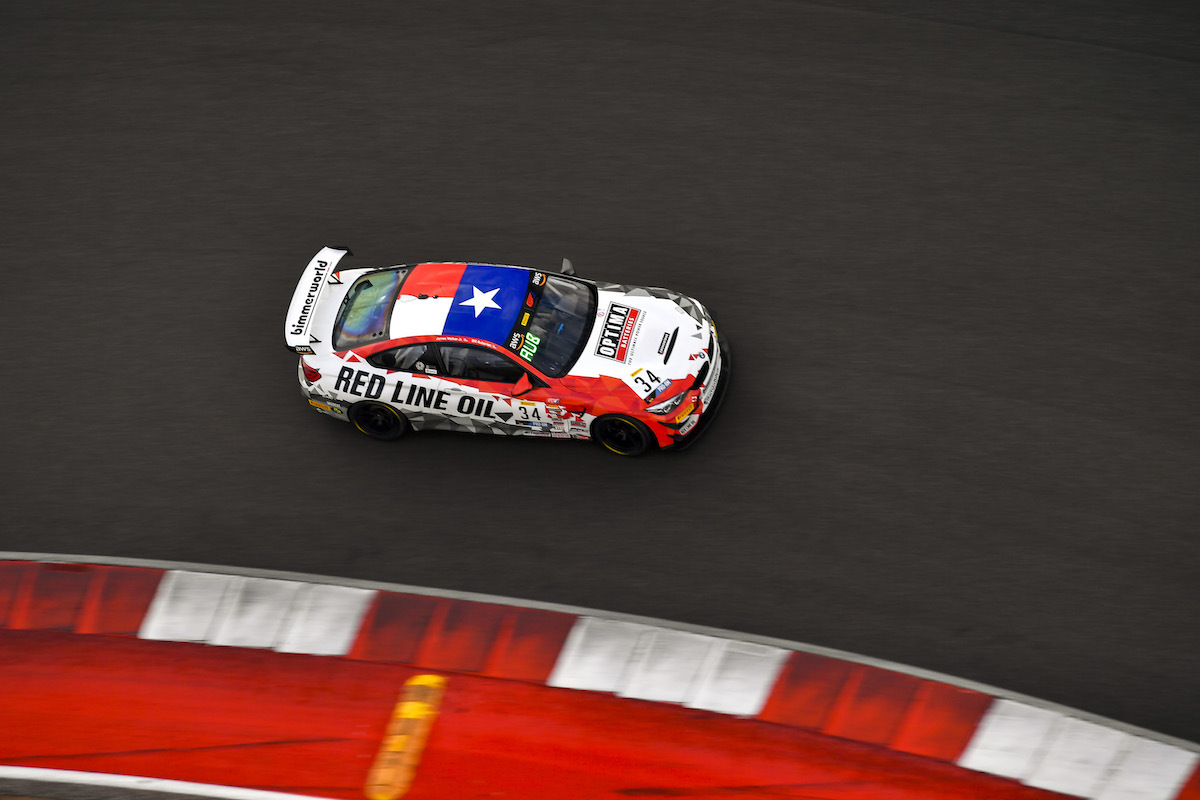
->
[657,333,671,354]
[532,272,547,286]
[525,292,536,307]
[331,366,498,419]
[679,415,699,435]
[673,401,697,423]
[595,303,640,362]
[519,332,541,362]
[308,398,346,416]
[521,312,530,326]
[646,377,674,402]
[294,345,314,355]
[290,259,329,335]
[701,350,722,407]
[508,331,523,350]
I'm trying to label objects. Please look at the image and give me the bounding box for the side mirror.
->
[512,373,534,396]
[560,257,576,276]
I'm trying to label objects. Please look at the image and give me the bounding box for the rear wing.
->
[284,247,352,354]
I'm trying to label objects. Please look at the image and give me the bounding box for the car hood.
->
[569,284,712,389]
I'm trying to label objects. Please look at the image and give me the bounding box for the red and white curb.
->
[2,554,1197,800]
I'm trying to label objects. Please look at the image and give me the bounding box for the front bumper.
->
[664,330,731,450]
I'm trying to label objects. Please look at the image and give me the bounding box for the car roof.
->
[389,262,534,347]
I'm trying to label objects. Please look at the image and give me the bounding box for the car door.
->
[360,342,459,431]
[435,343,559,436]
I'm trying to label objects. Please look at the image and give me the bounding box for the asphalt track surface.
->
[2,0,1197,744]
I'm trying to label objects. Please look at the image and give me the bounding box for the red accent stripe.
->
[73,566,109,634]
[92,566,165,635]
[399,263,467,298]
[758,651,854,728]
[350,592,440,662]
[483,608,577,682]
[823,666,923,745]
[0,561,30,627]
[23,564,93,631]
[417,600,507,672]
[889,682,994,761]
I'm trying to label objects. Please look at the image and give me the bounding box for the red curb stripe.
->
[824,666,924,745]
[0,561,30,627]
[890,682,994,762]
[482,607,576,682]
[92,567,165,635]
[758,650,853,728]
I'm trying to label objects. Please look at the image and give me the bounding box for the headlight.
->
[646,391,689,415]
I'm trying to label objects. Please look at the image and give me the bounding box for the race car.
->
[284,247,729,456]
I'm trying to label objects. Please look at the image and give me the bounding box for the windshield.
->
[332,268,406,350]
[519,275,595,377]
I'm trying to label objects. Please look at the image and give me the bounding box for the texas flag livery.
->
[390,263,531,344]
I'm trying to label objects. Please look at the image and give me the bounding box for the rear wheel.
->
[592,414,654,457]
[349,402,409,441]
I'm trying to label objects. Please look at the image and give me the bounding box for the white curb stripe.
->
[140,571,239,642]
[1095,738,1200,800]
[210,577,302,648]
[139,570,375,657]
[686,640,790,716]
[549,617,788,716]
[1027,717,1131,796]
[275,583,375,656]
[547,617,652,692]
[0,766,324,800]
[960,700,1199,800]
[958,699,1062,779]
[617,628,719,703]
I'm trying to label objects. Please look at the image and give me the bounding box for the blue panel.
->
[442,264,528,344]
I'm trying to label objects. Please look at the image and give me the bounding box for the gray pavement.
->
[1,1,1197,741]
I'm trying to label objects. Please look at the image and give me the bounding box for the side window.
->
[439,345,525,384]
[367,343,439,374]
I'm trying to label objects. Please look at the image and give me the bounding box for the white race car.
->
[285,247,728,456]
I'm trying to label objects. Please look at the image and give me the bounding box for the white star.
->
[460,285,502,317]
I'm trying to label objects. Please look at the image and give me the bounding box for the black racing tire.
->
[349,402,409,441]
[592,414,654,457]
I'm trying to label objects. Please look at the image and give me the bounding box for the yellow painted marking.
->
[308,399,331,411]
[364,674,446,800]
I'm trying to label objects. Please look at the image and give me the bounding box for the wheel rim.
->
[600,418,645,454]
[355,405,401,437]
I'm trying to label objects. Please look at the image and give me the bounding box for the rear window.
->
[332,268,407,350]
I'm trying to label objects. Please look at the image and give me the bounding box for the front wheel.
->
[349,402,409,441]
[592,414,654,457]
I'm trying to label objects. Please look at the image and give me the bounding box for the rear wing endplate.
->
[284,246,352,354]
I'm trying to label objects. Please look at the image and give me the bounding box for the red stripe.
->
[399,263,467,298]
[92,567,165,635]
[350,592,440,662]
[0,561,30,627]
[482,608,577,682]
[417,600,507,672]
[758,651,854,728]
[889,682,994,761]
[823,666,923,745]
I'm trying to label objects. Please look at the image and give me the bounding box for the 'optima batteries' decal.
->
[594,303,640,362]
